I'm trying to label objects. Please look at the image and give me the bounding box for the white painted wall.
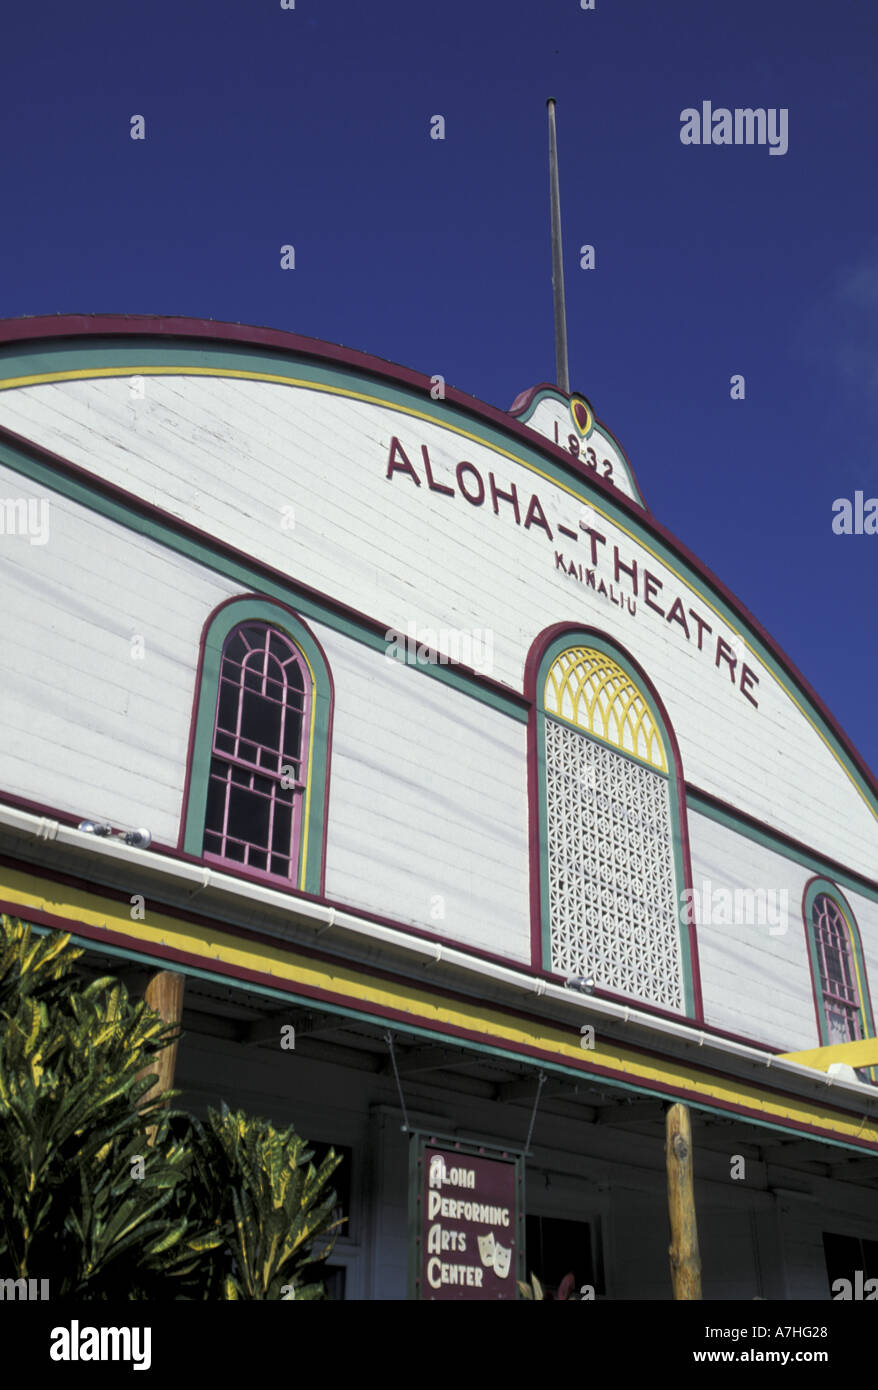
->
[0,370,872,880]
[689,808,878,1049]
[311,621,530,959]
[687,810,821,1048]
[0,462,241,843]
[0,464,531,962]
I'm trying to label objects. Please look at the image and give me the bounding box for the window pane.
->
[241,688,282,753]
[272,798,292,854]
[206,622,315,882]
[205,767,226,836]
[217,679,238,735]
[283,711,303,763]
[227,783,271,848]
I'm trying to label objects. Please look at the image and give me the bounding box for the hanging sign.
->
[408,1132,525,1300]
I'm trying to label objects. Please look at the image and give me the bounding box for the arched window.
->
[803,879,874,1061]
[530,630,699,1017]
[204,624,310,877]
[182,598,332,893]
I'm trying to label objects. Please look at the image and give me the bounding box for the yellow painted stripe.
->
[1,362,872,822]
[780,1037,878,1070]
[2,865,877,1149]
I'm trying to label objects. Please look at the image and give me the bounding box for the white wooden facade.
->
[0,316,876,1300]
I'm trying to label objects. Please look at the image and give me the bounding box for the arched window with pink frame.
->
[182,599,333,894]
[803,878,875,1081]
[204,623,310,878]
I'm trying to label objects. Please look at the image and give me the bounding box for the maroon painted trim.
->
[176,593,336,896]
[507,380,650,512]
[0,816,544,981]
[6,891,876,1151]
[525,692,545,976]
[0,317,643,519]
[0,419,530,716]
[0,829,777,1055]
[0,856,552,1024]
[0,315,875,809]
[524,621,704,1025]
[0,860,713,1061]
[689,785,878,896]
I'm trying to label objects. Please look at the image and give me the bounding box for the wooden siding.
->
[311,620,530,959]
[0,461,241,843]
[0,464,530,961]
[0,372,872,881]
[688,809,821,1049]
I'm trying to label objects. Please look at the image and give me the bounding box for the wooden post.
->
[138,970,185,1140]
[665,1101,702,1299]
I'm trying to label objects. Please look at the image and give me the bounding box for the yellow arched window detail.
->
[544,646,668,773]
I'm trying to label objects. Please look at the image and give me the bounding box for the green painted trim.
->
[512,385,645,507]
[0,432,527,725]
[0,338,873,819]
[803,880,876,1074]
[0,341,647,512]
[687,791,878,905]
[534,725,553,975]
[21,921,878,1154]
[534,632,696,1017]
[182,599,331,894]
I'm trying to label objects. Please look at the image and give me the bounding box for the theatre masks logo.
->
[478,1230,512,1280]
[679,103,788,156]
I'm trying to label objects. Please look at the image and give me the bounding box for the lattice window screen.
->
[544,716,683,1011]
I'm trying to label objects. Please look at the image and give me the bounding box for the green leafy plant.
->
[177,1105,345,1300]
[0,914,344,1299]
[0,914,220,1297]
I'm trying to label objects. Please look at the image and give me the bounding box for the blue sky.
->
[2,0,877,783]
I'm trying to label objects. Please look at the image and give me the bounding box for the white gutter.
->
[4,803,877,1110]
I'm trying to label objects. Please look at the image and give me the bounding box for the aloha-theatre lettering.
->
[386,435,760,708]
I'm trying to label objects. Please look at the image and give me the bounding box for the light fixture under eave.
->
[565,976,596,994]
[77,820,112,836]
[76,820,151,850]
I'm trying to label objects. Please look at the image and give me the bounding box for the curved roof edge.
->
[0,313,874,813]
[508,380,648,510]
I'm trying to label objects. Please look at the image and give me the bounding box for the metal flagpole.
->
[547,98,570,395]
